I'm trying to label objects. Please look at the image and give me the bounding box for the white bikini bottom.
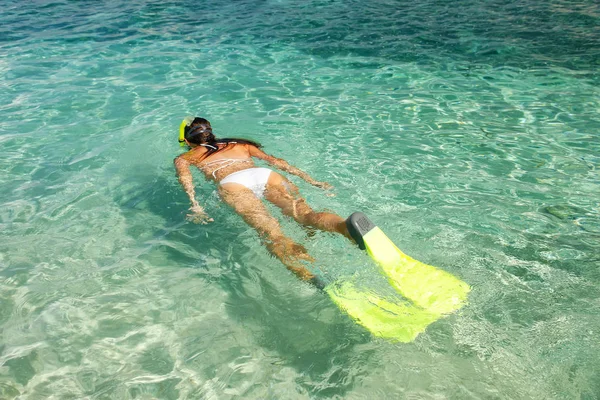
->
[219,167,272,198]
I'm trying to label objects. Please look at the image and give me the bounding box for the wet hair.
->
[184,117,262,160]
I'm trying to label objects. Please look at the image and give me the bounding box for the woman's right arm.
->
[248,145,332,189]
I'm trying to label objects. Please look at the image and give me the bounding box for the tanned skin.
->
[174,140,350,282]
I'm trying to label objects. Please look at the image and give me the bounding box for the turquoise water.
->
[1,0,600,398]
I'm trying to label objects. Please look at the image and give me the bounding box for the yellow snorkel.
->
[179,116,194,147]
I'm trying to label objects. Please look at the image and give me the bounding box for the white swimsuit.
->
[201,158,272,198]
[220,167,272,198]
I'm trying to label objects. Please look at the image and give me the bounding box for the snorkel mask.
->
[178,116,194,147]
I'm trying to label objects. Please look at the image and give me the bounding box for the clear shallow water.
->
[1,0,599,398]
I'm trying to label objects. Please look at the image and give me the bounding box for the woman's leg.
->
[219,183,315,281]
[264,172,351,238]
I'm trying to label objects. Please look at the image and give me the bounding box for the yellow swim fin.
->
[346,212,470,315]
[325,279,440,342]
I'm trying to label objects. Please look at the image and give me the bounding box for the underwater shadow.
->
[113,172,379,397]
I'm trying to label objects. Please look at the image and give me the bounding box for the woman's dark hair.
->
[184,117,262,160]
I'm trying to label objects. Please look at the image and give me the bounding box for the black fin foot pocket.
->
[309,275,327,290]
[345,212,376,251]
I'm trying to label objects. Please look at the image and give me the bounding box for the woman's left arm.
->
[174,156,213,224]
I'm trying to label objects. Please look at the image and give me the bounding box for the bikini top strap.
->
[202,158,251,179]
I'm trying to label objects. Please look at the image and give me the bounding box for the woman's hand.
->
[313,181,333,190]
[313,181,335,196]
[186,204,213,224]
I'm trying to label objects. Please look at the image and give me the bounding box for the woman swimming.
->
[174,117,351,284]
